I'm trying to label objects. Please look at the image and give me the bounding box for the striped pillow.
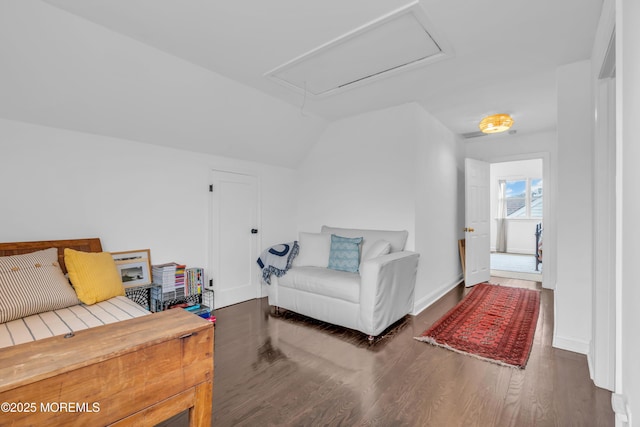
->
[0,248,80,323]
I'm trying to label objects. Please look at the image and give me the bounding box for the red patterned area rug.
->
[414,283,540,369]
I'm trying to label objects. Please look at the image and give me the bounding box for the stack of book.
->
[151,264,211,315]
[184,303,211,320]
[152,263,177,293]
[185,267,204,296]
[175,264,186,292]
[152,262,188,304]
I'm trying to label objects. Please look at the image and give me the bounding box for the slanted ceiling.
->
[13,0,604,151]
[265,2,451,97]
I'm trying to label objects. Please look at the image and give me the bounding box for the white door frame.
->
[486,152,552,290]
[588,1,620,391]
[591,2,617,392]
[591,75,616,391]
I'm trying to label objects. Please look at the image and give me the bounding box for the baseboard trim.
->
[552,335,590,355]
[587,345,595,381]
[412,274,463,315]
[504,248,536,255]
[611,393,631,425]
[490,269,542,281]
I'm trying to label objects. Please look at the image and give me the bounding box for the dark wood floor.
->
[159,278,613,426]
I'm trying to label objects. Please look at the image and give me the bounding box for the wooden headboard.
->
[0,238,103,275]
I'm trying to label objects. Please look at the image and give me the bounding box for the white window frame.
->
[503,177,543,220]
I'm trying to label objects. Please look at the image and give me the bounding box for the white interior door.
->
[211,171,259,308]
[464,158,491,286]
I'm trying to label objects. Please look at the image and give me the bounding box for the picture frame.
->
[111,249,152,287]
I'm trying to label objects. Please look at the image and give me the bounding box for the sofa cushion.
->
[328,235,363,273]
[64,248,125,305]
[362,239,392,261]
[292,232,331,268]
[0,248,80,323]
[321,226,408,255]
[0,296,150,348]
[278,267,360,303]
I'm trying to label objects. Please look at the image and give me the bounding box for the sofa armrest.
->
[358,251,420,336]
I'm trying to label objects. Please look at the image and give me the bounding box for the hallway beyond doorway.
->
[491,252,542,281]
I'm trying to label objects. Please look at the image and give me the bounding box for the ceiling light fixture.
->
[479,114,514,134]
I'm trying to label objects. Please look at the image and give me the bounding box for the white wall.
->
[490,159,543,254]
[0,118,298,281]
[555,60,594,355]
[296,103,418,248]
[296,102,464,314]
[414,106,465,312]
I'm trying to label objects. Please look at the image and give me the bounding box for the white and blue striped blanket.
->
[257,241,299,284]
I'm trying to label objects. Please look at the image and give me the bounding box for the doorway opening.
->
[489,159,543,282]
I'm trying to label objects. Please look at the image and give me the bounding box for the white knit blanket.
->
[256,241,299,284]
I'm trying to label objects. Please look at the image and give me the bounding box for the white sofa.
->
[268,226,420,338]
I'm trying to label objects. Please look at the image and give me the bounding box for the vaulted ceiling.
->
[1,0,603,167]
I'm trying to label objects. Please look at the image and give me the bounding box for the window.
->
[530,178,543,217]
[505,180,526,217]
[505,178,543,219]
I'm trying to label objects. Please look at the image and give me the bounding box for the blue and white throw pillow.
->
[328,235,363,273]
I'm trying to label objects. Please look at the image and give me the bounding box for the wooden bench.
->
[0,308,213,426]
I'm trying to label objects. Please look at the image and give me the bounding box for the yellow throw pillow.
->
[64,248,125,305]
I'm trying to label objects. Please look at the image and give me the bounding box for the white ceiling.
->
[3,0,603,165]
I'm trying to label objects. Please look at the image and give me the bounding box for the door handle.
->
[463,227,475,232]
[251,229,258,234]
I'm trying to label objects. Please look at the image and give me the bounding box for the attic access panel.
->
[265,2,452,97]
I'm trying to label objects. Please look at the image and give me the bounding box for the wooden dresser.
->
[0,309,214,426]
